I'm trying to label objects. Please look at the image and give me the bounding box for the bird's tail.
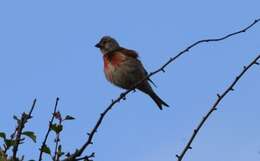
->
[149,92,169,110]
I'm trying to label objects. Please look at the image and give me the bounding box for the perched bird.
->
[95,36,169,110]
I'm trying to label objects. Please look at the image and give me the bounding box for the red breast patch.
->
[103,53,125,70]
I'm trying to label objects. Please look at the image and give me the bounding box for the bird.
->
[95,36,169,110]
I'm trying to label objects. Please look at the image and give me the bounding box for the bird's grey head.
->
[95,36,120,54]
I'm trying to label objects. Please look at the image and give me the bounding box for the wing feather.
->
[118,47,139,59]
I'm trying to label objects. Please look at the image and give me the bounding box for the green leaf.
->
[41,145,51,155]
[0,132,6,139]
[50,124,63,134]
[57,145,64,156]
[5,139,16,147]
[64,115,75,121]
[22,131,36,143]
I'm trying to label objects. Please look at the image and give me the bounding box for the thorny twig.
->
[38,97,60,161]
[12,99,37,160]
[176,54,260,161]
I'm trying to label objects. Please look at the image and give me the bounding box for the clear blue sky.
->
[0,1,260,161]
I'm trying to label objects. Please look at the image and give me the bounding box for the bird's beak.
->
[95,42,102,48]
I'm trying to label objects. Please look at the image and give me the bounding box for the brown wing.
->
[117,47,157,88]
[117,47,139,59]
[117,47,157,87]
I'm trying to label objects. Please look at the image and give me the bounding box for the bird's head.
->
[95,36,120,54]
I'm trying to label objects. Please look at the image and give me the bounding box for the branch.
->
[0,147,7,161]
[12,99,37,160]
[53,112,62,161]
[75,152,95,161]
[63,18,260,161]
[38,97,60,161]
[176,54,260,161]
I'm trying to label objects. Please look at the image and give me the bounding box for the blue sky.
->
[0,1,260,161]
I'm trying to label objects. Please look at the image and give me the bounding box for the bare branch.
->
[12,99,37,160]
[75,152,95,161]
[63,18,260,161]
[176,54,260,161]
[38,97,60,161]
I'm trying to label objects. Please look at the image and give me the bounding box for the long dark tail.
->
[148,91,169,110]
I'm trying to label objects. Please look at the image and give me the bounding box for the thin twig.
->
[75,152,95,161]
[176,54,260,161]
[53,117,62,161]
[38,97,60,161]
[63,18,260,161]
[4,114,20,154]
[12,99,37,160]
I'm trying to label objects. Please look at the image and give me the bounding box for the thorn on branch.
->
[255,62,259,65]
[54,138,60,142]
[120,93,126,100]
[90,152,95,157]
[65,153,71,157]
[176,154,180,159]
[230,88,234,91]
[161,68,165,72]
[217,94,221,98]
[185,48,189,52]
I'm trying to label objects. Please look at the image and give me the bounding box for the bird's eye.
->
[102,40,106,44]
